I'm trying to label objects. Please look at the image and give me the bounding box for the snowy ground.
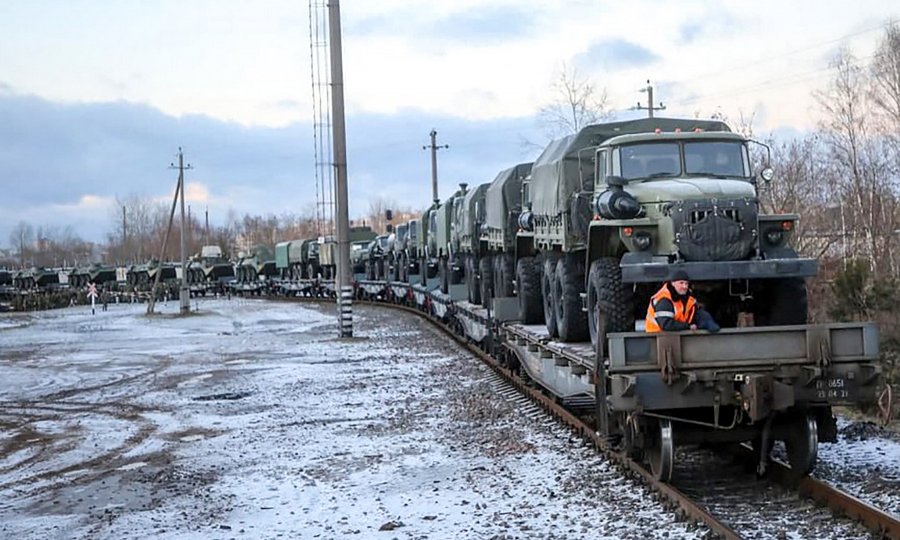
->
[0,299,704,539]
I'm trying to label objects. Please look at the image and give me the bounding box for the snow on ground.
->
[814,418,900,517]
[1,299,704,539]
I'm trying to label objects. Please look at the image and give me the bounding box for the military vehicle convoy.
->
[235,245,277,285]
[126,260,176,289]
[275,238,319,279]
[68,263,117,289]
[186,245,234,293]
[13,267,60,289]
[368,117,877,482]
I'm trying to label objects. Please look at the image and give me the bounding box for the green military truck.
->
[433,185,468,293]
[275,238,320,280]
[517,117,817,344]
[453,182,489,304]
[480,162,534,313]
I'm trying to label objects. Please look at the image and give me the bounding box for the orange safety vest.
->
[645,284,697,333]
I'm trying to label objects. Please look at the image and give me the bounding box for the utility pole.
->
[122,205,127,263]
[329,0,353,338]
[169,148,192,315]
[633,80,666,118]
[423,129,449,205]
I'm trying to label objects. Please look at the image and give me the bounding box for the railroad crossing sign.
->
[87,282,98,315]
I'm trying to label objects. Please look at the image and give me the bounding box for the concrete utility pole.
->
[633,80,666,118]
[423,129,449,205]
[328,0,353,338]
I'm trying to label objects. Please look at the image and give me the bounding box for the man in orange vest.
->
[645,270,720,333]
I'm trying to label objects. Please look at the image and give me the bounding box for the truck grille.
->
[673,199,756,261]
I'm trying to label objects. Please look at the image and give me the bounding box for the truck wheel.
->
[498,253,515,297]
[554,254,588,342]
[420,258,428,285]
[439,259,449,294]
[466,256,480,304]
[755,278,808,326]
[542,253,560,338]
[479,255,493,309]
[587,258,634,348]
[516,256,543,324]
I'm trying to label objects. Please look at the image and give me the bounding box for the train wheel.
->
[785,413,818,480]
[516,256,543,324]
[647,418,674,482]
[541,254,560,337]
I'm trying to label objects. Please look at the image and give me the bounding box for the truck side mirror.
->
[760,167,774,183]
[385,209,393,221]
[386,224,394,233]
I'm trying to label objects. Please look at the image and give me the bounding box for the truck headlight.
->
[633,231,652,251]
[764,228,784,246]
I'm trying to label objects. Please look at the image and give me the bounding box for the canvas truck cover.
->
[485,162,533,231]
[275,241,291,269]
[458,183,489,251]
[530,118,730,218]
[348,226,377,243]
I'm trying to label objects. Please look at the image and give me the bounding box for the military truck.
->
[518,117,817,344]
[315,226,377,280]
[350,240,371,276]
[433,185,468,293]
[419,206,441,285]
[479,162,534,313]
[365,234,390,280]
[386,223,408,282]
[452,182,489,304]
[404,218,422,280]
[275,238,320,280]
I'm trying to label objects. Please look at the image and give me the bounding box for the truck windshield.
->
[619,143,680,180]
[684,141,749,178]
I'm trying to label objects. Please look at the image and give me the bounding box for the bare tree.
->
[870,23,900,131]
[8,221,34,267]
[537,63,611,140]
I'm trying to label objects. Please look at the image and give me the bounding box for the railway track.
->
[340,285,900,540]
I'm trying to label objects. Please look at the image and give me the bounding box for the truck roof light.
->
[781,220,793,231]
[675,128,682,133]
[694,128,703,133]
[654,128,662,134]
[623,227,634,237]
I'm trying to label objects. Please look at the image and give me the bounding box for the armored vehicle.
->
[186,245,234,291]
[235,245,276,284]
[13,267,59,289]
[126,260,176,290]
[350,240,371,276]
[68,263,117,288]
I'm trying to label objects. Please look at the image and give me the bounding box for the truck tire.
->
[516,256,543,324]
[498,253,515,297]
[466,256,481,304]
[554,254,589,342]
[542,253,561,338]
[439,258,449,294]
[480,255,493,309]
[755,278,808,326]
[376,259,385,281]
[587,258,634,348]
[420,258,428,286]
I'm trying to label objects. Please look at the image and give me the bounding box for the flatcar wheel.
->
[647,418,674,482]
[785,413,818,479]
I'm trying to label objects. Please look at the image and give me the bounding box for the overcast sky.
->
[0,0,896,247]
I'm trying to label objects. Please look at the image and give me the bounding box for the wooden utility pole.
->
[634,80,666,118]
[328,0,352,338]
[423,129,449,205]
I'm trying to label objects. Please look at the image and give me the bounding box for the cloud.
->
[0,92,546,246]
[574,39,659,72]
